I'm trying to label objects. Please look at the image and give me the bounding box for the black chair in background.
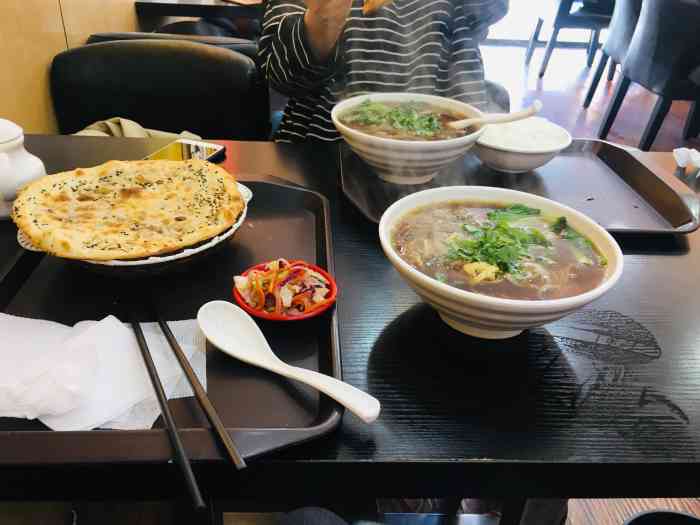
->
[582,0,642,108]
[685,66,700,141]
[597,0,700,150]
[157,17,262,41]
[526,0,613,78]
[51,39,270,140]
[86,32,258,61]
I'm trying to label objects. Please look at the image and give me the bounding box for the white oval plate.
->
[17,183,253,267]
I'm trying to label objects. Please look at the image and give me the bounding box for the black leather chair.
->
[685,67,700,140]
[597,0,700,150]
[526,0,613,78]
[51,39,270,140]
[157,18,262,41]
[583,0,642,108]
[86,32,258,61]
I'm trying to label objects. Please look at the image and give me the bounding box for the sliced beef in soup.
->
[392,202,607,300]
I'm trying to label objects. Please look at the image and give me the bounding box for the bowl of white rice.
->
[473,116,572,173]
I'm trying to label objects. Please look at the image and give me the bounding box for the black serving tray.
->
[0,181,342,465]
[340,140,700,234]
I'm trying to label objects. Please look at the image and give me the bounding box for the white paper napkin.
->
[673,147,700,169]
[0,314,98,419]
[97,320,207,431]
[0,313,206,431]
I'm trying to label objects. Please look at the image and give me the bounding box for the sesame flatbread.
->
[363,0,393,14]
[12,159,244,261]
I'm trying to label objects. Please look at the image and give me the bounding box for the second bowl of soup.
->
[379,187,623,339]
[332,93,485,185]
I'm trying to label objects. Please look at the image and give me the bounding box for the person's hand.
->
[304,0,353,62]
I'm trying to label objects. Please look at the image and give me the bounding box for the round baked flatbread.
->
[12,159,244,261]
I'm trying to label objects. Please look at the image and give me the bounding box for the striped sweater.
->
[259,0,508,143]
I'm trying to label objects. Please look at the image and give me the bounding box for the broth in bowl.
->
[392,201,607,300]
[340,100,472,140]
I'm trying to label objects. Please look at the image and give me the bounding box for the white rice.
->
[477,116,571,152]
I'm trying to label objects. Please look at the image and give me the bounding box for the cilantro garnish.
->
[447,219,549,274]
[342,100,443,136]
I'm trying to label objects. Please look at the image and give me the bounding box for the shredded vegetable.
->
[234,259,332,317]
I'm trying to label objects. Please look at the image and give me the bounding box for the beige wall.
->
[0,0,140,133]
[62,0,139,48]
[0,0,67,133]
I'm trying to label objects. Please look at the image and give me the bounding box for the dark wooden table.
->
[2,136,700,520]
[135,0,263,19]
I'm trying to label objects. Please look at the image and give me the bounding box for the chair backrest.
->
[86,32,258,62]
[156,18,261,42]
[623,0,700,99]
[51,39,270,140]
[554,0,612,29]
[581,1,614,14]
[158,19,236,37]
[602,0,642,63]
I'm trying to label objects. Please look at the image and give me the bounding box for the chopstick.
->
[130,319,206,510]
[156,316,247,470]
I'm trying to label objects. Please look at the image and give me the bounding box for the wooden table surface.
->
[135,0,263,19]
[1,136,699,505]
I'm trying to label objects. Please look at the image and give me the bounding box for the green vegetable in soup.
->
[343,101,391,126]
[551,216,568,234]
[486,204,541,223]
[387,106,441,136]
[447,219,550,275]
[551,216,592,248]
[551,216,607,266]
[343,100,444,137]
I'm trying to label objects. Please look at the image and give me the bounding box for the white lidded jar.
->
[0,119,46,218]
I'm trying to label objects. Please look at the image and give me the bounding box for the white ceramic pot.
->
[331,93,485,185]
[0,119,46,216]
[378,186,624,339]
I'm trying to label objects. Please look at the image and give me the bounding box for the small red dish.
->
[233,260,338,321]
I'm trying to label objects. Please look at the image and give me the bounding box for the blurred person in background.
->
[259,0,508,142]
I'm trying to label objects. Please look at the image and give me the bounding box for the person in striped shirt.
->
[259,0,509,143]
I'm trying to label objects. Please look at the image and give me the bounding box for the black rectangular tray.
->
[0,181,342,465]
[340,140,700,234]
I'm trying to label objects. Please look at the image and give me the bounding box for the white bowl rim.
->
[475,121,573,155]
[331,92,485,149]
[378,186,624,313]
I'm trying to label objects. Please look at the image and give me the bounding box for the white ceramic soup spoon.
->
[197,301,381,424]
[448,100,543,130]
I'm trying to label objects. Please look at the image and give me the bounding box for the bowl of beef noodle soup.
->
[379,186,623,339]
[332,93,485,185]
